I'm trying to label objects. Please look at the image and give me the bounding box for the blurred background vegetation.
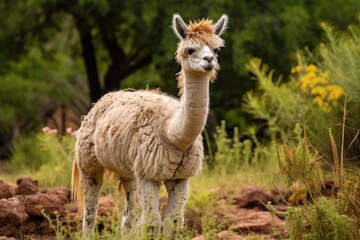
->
[1,2,360,239]
[1,0,360,175]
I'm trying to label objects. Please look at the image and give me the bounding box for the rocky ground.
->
[0,177,291,239]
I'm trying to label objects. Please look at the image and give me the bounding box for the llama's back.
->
[77,90,203,181]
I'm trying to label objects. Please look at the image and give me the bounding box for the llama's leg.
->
[122,179,137,229]
[163,178,189,234]
[138,179,161,235]
[80,167,104,237]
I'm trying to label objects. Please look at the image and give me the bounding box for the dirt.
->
[0,177,291,239]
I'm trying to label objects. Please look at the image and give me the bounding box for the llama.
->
[71,13,228,237]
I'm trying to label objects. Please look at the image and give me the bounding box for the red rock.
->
[233,186,275,210]
[217,231,246,239]
[0,197,28,225]
[40,187,71,203]
[15,177,38,195]
[20,216,55,236]
[159,196,168,220]
[38,220,55,235]
[192,231,246,240]
[98,196,115,216]
[7,183,17,197]
[0,225,16,238]
[231,209,285,235]
[0,180,12,199]
[23,193,68,217]
[271,187,291,204]
[20,220,37,235]
[0,197,28,237]
[0,236,18,240]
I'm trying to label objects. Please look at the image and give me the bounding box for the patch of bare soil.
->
[0,177,291,239]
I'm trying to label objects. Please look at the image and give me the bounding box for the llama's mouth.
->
[203,66,214,71]
[200,61,215,71]
[201,64,214,71]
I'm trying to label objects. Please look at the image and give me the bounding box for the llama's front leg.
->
[163,178,189,234]
[82,170,104,237]
[138,179,161,235]
[122,179,137,229]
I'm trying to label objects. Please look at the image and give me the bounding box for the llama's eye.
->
[186,48,195,55]
[214,48,220,54]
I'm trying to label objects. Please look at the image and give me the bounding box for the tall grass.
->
[206,120,279,176]
[276,123,324,205]
[276,121,360,240]
[35,131,75,188]
[8,128,75,188]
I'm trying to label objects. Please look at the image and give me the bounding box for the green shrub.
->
[286,197,357,240]
[35,129,76,188]
[295,22,360,161]
[277,123,324,205]
[276,123,360,240]
[10,133,47,171]
[10,127,76,188]
[243,58,342,161]
[211,120,252,172]
[206,120,278,174]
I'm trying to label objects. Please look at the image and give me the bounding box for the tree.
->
[1,0,360,158]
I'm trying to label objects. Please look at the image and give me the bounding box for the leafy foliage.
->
[35,130,76,187]
[286,197,358,240]
[0,49,74,129]
[1,0,360,141]
[10,128,76,188]
[242,55,347,162]
[278,124,360,240]
[10,133,47,171]
[206,120,278,175]
[277,124,324,205]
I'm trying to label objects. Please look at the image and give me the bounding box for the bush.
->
[10,133,47,171]
[205,120,278,175]
[276,123,360,240]
[35,127,76,188]
[10,127,76,188]
[243,22,360,164]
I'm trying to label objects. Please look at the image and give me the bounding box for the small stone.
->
[0,197,28,225]
[233,186,275,210]
[15,177,38,195]
[0,180,12,199]
[24,193,68,217]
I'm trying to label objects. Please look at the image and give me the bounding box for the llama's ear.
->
[214,14,229,36]
[172,14,188,39]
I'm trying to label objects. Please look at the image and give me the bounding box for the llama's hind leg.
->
[138,179,161,235]
[80,165,104,237]
[163,178,189,234]
[122,179,137,229]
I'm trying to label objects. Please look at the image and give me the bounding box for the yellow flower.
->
[306,64,318,72]
[291,65,304,74]
[296,64,345,113]
[312,96,324,107]
[311,86,327,98]
[327,85,344,101]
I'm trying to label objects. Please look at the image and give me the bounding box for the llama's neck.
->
[166,70,209,151]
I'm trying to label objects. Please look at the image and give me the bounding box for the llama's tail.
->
[71,151,84,217]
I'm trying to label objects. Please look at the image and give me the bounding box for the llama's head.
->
[172,14,228,91]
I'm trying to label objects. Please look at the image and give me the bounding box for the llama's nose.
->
[203,55,214,62]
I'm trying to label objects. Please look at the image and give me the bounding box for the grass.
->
[3,118,359,240]
[0,122,286,240]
